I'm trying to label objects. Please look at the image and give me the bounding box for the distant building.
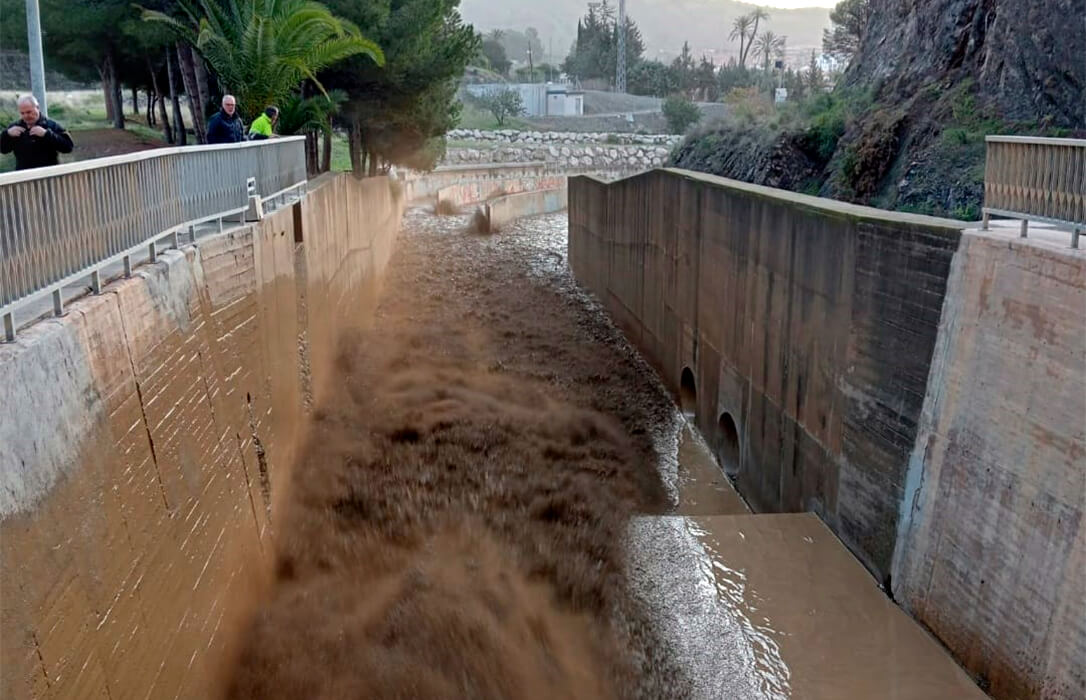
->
[463,82,584,117]
[546,84,584,116]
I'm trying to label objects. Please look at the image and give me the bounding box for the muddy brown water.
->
[222,209,985,700]
[223,210,689,698]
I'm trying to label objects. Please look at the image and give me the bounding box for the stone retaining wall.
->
[448,128,681,147]
[444,143,671,171]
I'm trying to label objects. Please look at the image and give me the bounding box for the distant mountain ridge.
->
[459,0,831,66]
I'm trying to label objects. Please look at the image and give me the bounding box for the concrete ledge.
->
[436,175,566,210]
[481,187,569,233]
[401,162,548,202]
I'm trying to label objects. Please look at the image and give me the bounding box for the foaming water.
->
[222,207,687,698]
[630,512,990,700]
[688,520,791,700]
[627,516,790,700]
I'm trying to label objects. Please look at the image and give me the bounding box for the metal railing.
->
[982,135,1085,247]
[0,136,306,340]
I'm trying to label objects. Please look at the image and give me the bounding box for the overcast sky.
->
[760,0,837,6]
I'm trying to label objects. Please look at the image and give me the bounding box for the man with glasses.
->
[206,94,245,144]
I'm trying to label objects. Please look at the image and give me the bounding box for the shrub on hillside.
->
[662,95,701,134]
[473,88,525,127]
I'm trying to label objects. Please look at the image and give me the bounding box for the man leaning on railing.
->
[1,95,74,170]
[249,106,279,141]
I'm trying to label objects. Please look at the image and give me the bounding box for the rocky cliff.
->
[845,0,1083,125]
[672,0,1086,219]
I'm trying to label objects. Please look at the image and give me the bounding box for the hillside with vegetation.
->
[671,0,1086,219]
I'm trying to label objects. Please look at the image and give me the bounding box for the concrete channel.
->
[2,165,1081,699]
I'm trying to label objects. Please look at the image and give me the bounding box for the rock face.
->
[844,0,1085,126]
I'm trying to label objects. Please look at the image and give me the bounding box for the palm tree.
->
[753,30,786,71]
[143,0,383,123]
[740,7,770,67]
[277,89,346,173]
[729,15,754,68]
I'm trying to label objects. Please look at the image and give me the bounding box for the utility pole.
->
[25,0,48,115]
[527,45,534,83]
[616,0,627,93]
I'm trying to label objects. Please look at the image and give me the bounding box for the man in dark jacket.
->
[0,95,74,170]
[205,94,245,144]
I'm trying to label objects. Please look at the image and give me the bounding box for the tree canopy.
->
[561,0,644,84]
[822,0,870,64]
[3,0,479,175]
[320,0,478,174]
[480,32,511,75]
[143,0,383,122]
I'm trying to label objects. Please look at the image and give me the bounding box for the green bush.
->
[950,203,981,221]
[472,88,525,127]
[662,95,702,134]
[798,92,848,162]
[941,127,973,146]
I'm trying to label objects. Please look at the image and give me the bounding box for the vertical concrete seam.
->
[294,242,314,414]
[890,236,967,598]
[245,394,272,520]
[192,345,262,543]
[232,429,265,548]
[189,241,266,547]
[30,631,50,687]
[110,289,171,512]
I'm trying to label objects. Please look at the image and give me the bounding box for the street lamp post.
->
[25,0,48,115]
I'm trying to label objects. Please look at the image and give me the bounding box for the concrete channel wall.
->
[436,175,567,209]
[567,168,1086,699]
[0,174,403,699]
[484,188,569,232]
[569,168,963,580]
[400,161,548,202]
[892,233,1085,700]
